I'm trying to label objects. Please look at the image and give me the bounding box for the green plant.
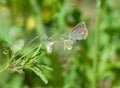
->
[0,37,53,84]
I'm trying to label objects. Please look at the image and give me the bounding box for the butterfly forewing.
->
[69,22,88,40]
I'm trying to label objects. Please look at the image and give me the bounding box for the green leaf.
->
[27,66,48,84]
[40,65,53,71]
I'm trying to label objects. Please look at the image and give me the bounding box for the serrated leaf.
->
[27,66,48,84]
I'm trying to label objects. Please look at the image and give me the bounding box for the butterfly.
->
[68,21,88,41]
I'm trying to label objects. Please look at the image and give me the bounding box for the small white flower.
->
[63,39,74,50]
[42,36,56,54]
[45,41,55,54]
[42,36,57,54]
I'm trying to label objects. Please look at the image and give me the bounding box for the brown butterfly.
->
[68,22,88,40]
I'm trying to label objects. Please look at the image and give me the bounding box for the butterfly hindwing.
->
[69,22,88,40]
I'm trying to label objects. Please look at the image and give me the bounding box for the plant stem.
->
[29,0,46,35]
[10,36,39,61]
[0,63,9,72]
[92,0,103,88]
[32,43,42,58]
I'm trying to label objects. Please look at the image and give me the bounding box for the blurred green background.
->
[0,0,120,88]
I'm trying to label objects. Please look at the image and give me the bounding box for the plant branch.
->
[92,0,105,88]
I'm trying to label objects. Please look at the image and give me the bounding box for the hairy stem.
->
[92,0,104,88]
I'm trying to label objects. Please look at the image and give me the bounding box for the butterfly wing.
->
[69,22,88,40]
